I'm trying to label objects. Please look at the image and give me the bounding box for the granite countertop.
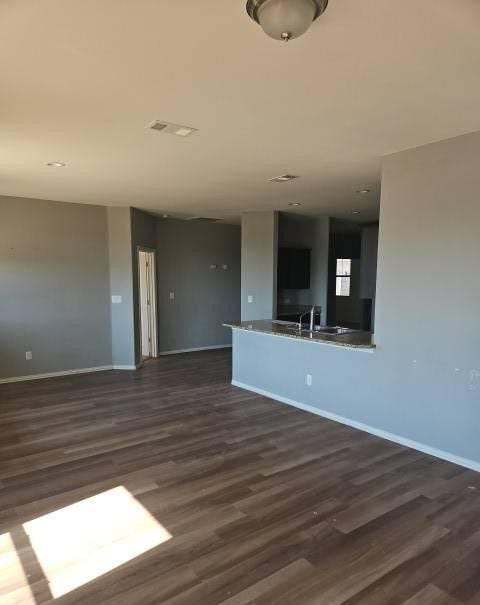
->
[224,320,375,350]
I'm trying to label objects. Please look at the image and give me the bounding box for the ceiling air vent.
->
[149,122,168,132]
[185,217,221,223]
[268,174,299,183]
[147,120,198,137]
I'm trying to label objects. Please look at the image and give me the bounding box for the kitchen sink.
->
[272,320,356,335]
[271,320,300,329]
[313,326,355,334]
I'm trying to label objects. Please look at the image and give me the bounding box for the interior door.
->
[138,249,158,359]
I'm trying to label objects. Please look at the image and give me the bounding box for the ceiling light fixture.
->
[47,162,66,167]
[356,189,371,194]
[268,174,299,183]
[352,210,361,215]
[246,0,328,42]
[288,202,302,206]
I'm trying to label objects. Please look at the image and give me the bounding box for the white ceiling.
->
[1,0,480,223]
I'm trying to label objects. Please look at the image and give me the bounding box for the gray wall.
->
[0,196,112,379]
[310,217,330,325]
[156,219,241,353]
[241,211,278,320]
[277,213,329,324]
[233,131,480,465]
[1,200,240,376]
[277,213,315,306]
[131,208,157,365]
[107,206,135,368]
[360,224,379,331]
[360,224,379,300]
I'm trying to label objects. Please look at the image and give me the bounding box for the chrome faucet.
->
[298,305,321,331]
[297,309,309,330]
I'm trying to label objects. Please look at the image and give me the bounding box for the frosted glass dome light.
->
[246,0,328,42]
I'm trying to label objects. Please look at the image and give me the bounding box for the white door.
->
[138,250,158,359]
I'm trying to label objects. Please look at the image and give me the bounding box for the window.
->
[336,259,351,296]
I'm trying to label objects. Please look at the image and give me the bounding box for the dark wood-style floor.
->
[1,350,480,605]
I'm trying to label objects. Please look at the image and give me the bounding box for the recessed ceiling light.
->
[268,174,299,183]
[288,202,302,207]
[352,210,361,215]
[162,214,170,219]
[356,189,371,194]
[47,162,66,167]
[147,120,198,137]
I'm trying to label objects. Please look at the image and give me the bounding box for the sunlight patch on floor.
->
[22,486,172,599]
[0,532,36,604]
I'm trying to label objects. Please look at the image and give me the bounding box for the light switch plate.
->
[247,295,253,303]
[111,295,122,304]
[25,351,32,360]
[169,292,175,300]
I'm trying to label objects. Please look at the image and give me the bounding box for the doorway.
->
[138,249,158,360]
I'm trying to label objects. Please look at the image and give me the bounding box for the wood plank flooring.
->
[1,349,480,604]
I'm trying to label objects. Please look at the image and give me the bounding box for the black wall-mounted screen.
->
[278,248,311,290]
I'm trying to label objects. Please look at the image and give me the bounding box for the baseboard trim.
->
[112,365,138,371]
[0,365,113,385]
[232,380,480,473]
[160,345,232,356]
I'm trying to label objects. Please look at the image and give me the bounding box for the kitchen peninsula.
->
[224,316,380,449]
[224,320,374,350]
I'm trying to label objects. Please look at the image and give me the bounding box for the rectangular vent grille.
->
[150,122,168,132]
[185,217,221,223]
[268,174,299,183]
[147,120,198,137]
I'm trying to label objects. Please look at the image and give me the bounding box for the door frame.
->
[137,247,158,360]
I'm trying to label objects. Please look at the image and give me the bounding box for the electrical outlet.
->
[470,370,480,391]
[25,351,32,361]
[306,374,312,386]
[247,295,253,303]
